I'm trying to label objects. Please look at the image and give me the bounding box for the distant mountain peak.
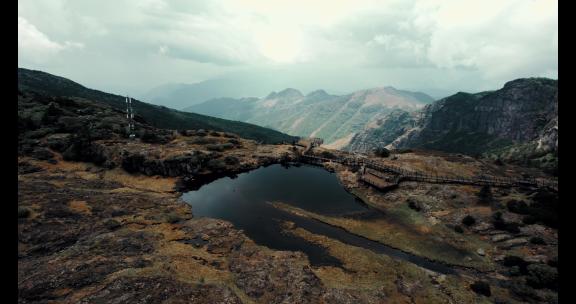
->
[306,89,330,98]
[503,77,557,89]
[266,88,303,99]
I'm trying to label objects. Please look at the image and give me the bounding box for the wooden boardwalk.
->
[299,148,558,192]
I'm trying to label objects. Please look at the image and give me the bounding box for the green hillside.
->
[18,68,297,144]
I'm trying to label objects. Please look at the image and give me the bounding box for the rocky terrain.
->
[346,78,558,174]
[19,80,557,303]
[185,86,432,145]
[298,147,558,303]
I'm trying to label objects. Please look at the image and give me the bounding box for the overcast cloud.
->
[18,0,557,100]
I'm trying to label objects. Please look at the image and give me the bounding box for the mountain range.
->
[346,78,558,173]
[185,87,434,146]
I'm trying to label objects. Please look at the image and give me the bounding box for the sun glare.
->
[255,28,303,63]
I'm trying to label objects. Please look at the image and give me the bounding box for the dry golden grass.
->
[68,200,92,215]
[103,169,176,193]
[272,202,493,270]
[285,225,480,304]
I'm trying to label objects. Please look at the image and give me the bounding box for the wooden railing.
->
[300,151,558,191]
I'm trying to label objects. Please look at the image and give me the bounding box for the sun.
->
[255,28,303,63]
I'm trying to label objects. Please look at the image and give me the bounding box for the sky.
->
[18,0,557,101]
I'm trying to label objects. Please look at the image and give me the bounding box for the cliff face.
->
[346,78,558,172]
[343,109,416,153]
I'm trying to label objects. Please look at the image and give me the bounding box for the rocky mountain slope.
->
[141,78,274,110]
[185,87,433,145]
[346,78,558,173]
[18,68,297,144]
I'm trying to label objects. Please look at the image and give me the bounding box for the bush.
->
[224,156,240,165]
[228,138,241,145]
[492,211,520,233]
[477,185,493,204]
[502,256,529,274]
[206,143,234,151]
[530,237,546,245]
[206,144,224,151]
[408,199,422,212]
[461,215,476,226]
[507,200,529,214]
[509,280,539,300]
[396,148,413,154]
[104,219,121,230]
[454,225,464,233]
[164,213,182,224]
[320,150,335,159]
[141,131,170,144]
[221,143,234,150]
[196,129,207,137]
[178,129,192,136]
[121,154,146,174]
[526,264,558,290]
[191,137,219,145]
[470,281,491,297]
[209,131,221,137]
[62,132,107,165]
[206,159,227,171]
[374,147,390,158]
[18,207,30,218]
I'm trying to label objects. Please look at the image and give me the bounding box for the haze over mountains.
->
[18,67,558,173]
[186,86,434,146]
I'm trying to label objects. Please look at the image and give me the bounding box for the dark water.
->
[182,164,454,274]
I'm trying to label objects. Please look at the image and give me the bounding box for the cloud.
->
[18,17,83,64]
[17,0,557,99]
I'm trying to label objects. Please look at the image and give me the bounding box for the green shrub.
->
[454,225,464,233]
[530,237,546,245]
[509,280,539,300]
[196,129,207,137]
[526,264,558,290]
[206,159,227,171]
[502,256,529,274]
[396,148,413,154]
[408,199,422,212]
[461,215,476,226]
[320,150,335,159]
[206,143,234,151]
[209,131,221,137]
[507,200,529,214]
[477,185,493,204]
[470,281,491,297]
[374,147,390,158]
[141,131,170,144]
[224,156,240,165]
[164,213,182,224]
[18,207,30,218]
[492,211,520,233]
